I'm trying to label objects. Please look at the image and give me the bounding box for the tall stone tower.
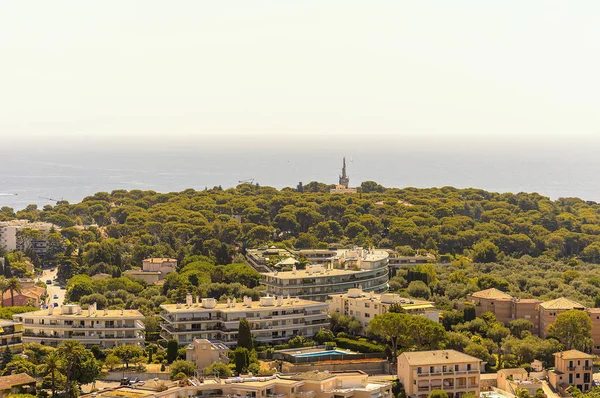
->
[339,157,350,188]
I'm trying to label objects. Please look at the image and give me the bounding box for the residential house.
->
[548,350,594,394]
[186,339,229,372]
[2,286,45,308]
[0,373,36,398]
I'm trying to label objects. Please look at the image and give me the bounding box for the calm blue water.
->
[1,136,599,210]
[294,350,348,358]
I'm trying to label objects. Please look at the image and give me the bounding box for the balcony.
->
[567,366,576,371]
[584,366,593,370]
[296,391,316,397]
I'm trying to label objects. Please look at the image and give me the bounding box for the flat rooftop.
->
[399,350,481,366]
[17,308,144,319]
[262,267,382,280]
[161,298,326,313]
[330,292,434,308]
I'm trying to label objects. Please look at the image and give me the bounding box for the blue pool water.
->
[293,350,349,358]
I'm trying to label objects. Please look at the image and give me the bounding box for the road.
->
[38,268,66,307]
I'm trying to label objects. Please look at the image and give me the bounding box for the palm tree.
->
[0,277,8,307]
[7,278,21,307]
[40,351,61,397]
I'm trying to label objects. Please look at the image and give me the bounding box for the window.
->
[443,366,447,372]
[417,367,422,374]
[430,366,434,373]
[467,364,471,371]
[569,374,573,384]
[365,313,370,318]
[455,365,459,371]
[576,374,580,379]
[570,361,574,368]
[365,303,370,308]
[578,360,581,365]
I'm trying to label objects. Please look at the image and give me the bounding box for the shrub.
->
[335,337,385,353]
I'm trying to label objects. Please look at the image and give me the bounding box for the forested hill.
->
[2,182,600,266]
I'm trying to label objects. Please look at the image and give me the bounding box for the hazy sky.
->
[1,1,599,144]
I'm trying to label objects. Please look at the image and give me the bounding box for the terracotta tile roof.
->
[399,350,481,366]
[0,373,36,390]
[2,286,45,301]
[554,350,595,360]
[539,297,584,310]
[470,288,513,300]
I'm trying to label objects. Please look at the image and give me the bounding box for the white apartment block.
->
[330,287,440,330]
[14,303,145,348]
[0,220,58,255]
[160,294,329,346]
[398,350,482,398]
[262,248,389,302]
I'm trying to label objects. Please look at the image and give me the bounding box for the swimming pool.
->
[293,349,349,358]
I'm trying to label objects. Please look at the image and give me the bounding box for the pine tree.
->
[237,318,253,350]
[0,345,13,370]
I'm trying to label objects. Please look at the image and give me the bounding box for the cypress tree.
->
[237,318,253,350]
[166,339,178,363]
[3,257,11,278]
[0,345,13,370]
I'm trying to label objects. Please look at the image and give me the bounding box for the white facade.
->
[262,248,389,302]
[0,220,57,254]
[330,287,440,330]
[14,303,145,348]
[160,294,329,346]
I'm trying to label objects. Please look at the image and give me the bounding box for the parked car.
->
[120,378,130,386]
[129,378,139,385]
[46,280,52,284]
[53,294,59,299]
[53,303,58,307]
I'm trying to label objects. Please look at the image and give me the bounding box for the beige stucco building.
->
[466,288,541,335]
[548,350,594,394]
[161,294,329,346]
[539,297,585,338]
[124,257,177,285]
[14,303,145,348]
[397,350,482,398]
[186,339,229,373]
[81,370,392,398]
[329,287,439,330]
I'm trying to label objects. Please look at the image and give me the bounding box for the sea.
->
[0,135,598,210]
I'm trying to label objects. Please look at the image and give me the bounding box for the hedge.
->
[335,337,385,353]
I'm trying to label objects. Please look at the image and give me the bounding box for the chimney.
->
[186,293,193,307]
[48,305,54,315]
[277,296,283,306]
[227,298,232,308]
[104,308,108,316]
[292,265,297,275]
[196,296,200,305]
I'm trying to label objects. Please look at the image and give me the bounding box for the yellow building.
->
[0,319,23,354]
[397,350,482,398]
[329,287,439,330]
[548,350,594,394]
